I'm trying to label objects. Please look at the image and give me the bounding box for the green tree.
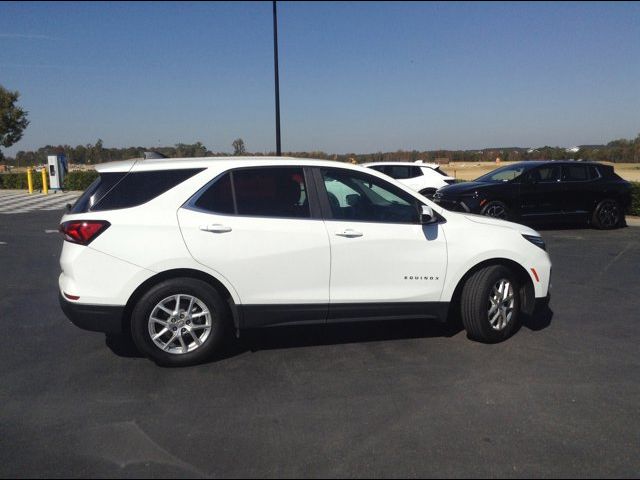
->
[0,85,30,159]
[232,138,246,156]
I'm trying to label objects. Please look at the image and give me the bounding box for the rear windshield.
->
[432,167,449,177]
[69,172,127,213]
[69,168,203,213]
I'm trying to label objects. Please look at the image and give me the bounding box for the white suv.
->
[363,161,455,197]
[59,157,551,366]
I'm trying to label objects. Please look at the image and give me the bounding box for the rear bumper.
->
[59,292,124,335]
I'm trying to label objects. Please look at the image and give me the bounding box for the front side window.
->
[192,167,309,218]
[321,168,419,223]
[476,164,527,183]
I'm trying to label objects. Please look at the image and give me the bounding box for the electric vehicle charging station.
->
[47,155,68,191]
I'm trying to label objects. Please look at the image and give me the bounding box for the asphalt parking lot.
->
[0,210,639,478]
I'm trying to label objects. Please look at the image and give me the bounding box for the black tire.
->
[419,188,437,199]
[481,200,510,220]
[461,265,520,343]
[130,277,228,367]
[591,199,622,230]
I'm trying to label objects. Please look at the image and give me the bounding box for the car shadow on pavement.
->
[105,308,553,363]
[104,318,464,361]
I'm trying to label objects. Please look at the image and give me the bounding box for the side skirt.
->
[239,302,450,329]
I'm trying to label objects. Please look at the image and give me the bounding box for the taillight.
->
[59,220,110,245]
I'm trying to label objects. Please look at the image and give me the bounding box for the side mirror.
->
[420,205,438,224]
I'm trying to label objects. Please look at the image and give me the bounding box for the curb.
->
[626,216,640,227]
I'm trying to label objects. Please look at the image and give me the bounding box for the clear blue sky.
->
[2,1,639,155]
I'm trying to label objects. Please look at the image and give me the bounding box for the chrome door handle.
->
[335,229,363,238]
[199,224,232,233]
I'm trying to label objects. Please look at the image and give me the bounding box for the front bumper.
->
[59,292,124,335]
[534,293,551,313]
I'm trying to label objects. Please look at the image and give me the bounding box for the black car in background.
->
[433,161,632,229]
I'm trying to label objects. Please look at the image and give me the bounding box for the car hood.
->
[437,181,489,195]
[462,213,539,236]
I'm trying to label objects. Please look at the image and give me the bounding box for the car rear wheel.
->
[592,199,622,229]
[461,265,520,343]
[481,201,510,220]
[130,278,227,366]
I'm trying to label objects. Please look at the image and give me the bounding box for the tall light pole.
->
[273,0,282,156]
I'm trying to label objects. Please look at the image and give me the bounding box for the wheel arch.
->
[448,258,536,321]
[121,268,240,336]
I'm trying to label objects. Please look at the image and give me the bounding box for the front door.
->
[519,164,563,219]
[316,167,448,321]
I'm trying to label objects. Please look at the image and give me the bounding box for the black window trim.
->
[183,165,322,220]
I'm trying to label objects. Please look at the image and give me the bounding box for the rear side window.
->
[527,165,561,183]
[91,169,203,211]
[588,166,601,180]
[193,173,234,214]
[69,172,127,213]
[562,165,589,182]
[234,168,308,218]
[386,166,422,179]
[191,167,310,219]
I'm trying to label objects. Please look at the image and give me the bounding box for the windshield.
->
[475,164,528,183]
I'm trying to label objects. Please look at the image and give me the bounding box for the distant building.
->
[435,157,450,164]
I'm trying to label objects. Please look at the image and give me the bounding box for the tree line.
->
[1,84,639,165]
[4,134,639,167]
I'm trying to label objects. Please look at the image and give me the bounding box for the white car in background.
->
[364,161,456,198]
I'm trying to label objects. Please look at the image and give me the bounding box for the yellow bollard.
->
[27,167,34,194]
[41,167,48,195]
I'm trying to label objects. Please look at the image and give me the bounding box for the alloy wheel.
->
[598,201,620,228]
[484,203,507,219]
[487,279,515,331]
[148,294,212,354]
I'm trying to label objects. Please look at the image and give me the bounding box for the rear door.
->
[178,166,330,326]
[315,167,448,320]
[560,164,595,217]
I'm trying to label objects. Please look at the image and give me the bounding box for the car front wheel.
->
[481,200,510,220]
[461,265,520,343]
